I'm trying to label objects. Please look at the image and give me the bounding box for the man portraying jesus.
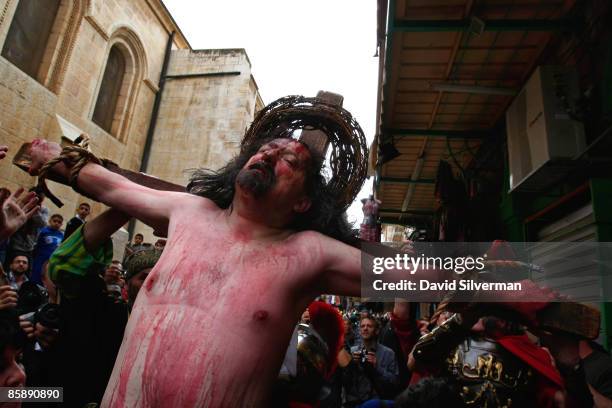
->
[27,97,367,407]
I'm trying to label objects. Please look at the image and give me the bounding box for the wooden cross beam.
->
[13,90,344,202]
[12,142,184,206]
[12,142,601,340]
[298,90,343,159]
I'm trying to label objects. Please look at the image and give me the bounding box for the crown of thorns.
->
[241,95,368,211]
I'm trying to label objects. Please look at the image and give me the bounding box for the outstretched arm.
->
[28,139,181,233]
[82,208,131,252]
[313,234,429,298]
[315,234,362,297]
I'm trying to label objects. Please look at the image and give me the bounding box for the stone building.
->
[0,0,263,247]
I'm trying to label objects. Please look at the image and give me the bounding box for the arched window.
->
[90,26,149,141]
[1,0,61,80]
[92,46,126,134]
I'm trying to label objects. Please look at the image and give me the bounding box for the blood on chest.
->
[140,247,293,315]
[139,220,311,319]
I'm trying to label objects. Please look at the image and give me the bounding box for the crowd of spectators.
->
[0,141,166,406]
[290,299,612,408]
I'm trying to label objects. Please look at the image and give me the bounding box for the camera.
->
[21,303,61,330]
[106,284,123,300]
[17,281,61,330]
[359,347,369,364]
[16,281,46,315]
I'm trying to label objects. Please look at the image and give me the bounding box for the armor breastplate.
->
[446,337,535,408]
[276,324,331,404]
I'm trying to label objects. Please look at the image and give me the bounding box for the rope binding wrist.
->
[37,133,104,208]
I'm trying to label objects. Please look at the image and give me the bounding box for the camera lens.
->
[35,303,61,330]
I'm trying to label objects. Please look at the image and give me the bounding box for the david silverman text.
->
[372,279,523,291]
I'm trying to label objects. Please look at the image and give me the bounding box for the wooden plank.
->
[12,142,185,201]
[298,90,343,159]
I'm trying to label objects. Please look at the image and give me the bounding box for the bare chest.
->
[137,218,314,318]
[106,209,324,407]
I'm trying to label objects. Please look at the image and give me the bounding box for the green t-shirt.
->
[48,224,113,298]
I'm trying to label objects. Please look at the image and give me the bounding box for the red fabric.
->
[494,280,556,325]
[496,334,564,388]
[497,334,564,408]
[389,312,419,361]
[308,301,345,379]
[486,240,517,260]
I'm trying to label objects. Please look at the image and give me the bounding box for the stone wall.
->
[134,48,264,241]
[146,48,262,183]
[0,0,187,223]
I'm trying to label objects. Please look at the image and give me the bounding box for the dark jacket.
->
[379,320,418,392]
[342,343,399,407]
[63,217,84,241]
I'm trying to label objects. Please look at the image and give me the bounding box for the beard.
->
[236,162,276,197]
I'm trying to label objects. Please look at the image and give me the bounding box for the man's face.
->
[343,318,352,333]
[0,346,25,387]
[10,256,28,276]
[77,205,90,219]
[360,318,378,341]
[49,216,63,230]
[127,267,151,305]
[134,235,143,245]
[104,263,122,284]
[237,139,312,206]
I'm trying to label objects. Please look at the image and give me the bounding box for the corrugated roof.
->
[375,0,575,226]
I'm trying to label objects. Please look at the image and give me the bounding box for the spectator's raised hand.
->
[0,145,7,161]
[0,187,39,240]
[365,351,377,366]
[0,285,18,310]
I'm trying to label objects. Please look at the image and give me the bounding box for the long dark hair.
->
[187,137,357,244]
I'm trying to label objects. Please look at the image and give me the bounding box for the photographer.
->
[103,260,125,301]
[0,254,60,394]
[339,316,399,407]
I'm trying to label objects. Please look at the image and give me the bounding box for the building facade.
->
[0,0,263,246]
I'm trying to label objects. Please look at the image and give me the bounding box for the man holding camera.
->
[0,253,60,391]
[339,315,399,407]
[4,254,29,290]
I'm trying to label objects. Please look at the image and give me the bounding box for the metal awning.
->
[374,0,575,226]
